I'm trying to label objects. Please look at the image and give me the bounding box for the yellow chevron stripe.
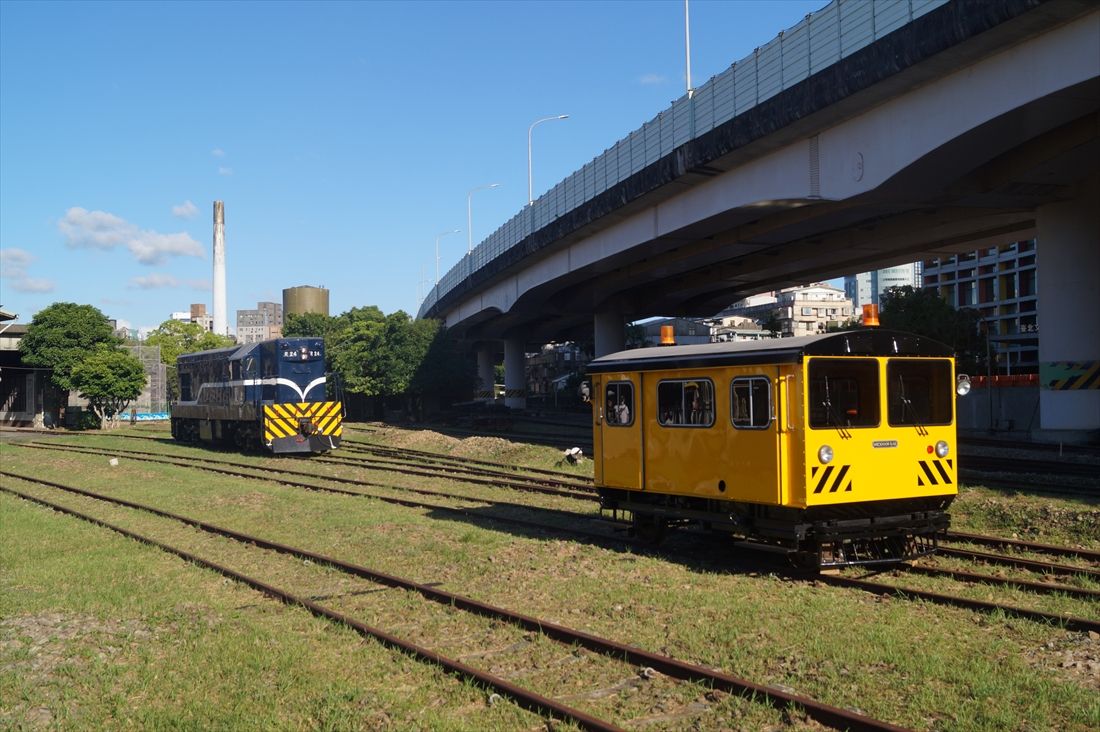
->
[317,414,342,435]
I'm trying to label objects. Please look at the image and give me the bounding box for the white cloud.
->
[639,73,667,85]
[129,273,180,289]
[212,148,225,157]
[0,247,55,293]
[187,278,211,290]
[0,247,33,275]
[59,207,204,265]
[218,166,233,176]
[172,200,198,218]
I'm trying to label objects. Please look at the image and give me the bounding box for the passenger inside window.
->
[732,378,771,428]
[658,380,713,427]
[604,382,633,426]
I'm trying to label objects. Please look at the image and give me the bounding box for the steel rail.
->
[11,443,627,547]
[313,453,594,500]
[19,441,592,518]
[817,574,1100,634]
[14,445,1096,636]
[1,472,909,732]
[903,564,1100,600]
[340,439,589,481]
[330,445,595,490]
[961,455,1100,478]
[943,530,1100,563]
[0,484,622,732]
[936,547,1100,579]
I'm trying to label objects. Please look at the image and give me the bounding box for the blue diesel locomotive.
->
[170,337,343,454]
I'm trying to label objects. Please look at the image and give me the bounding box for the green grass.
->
[3,424,1099,730]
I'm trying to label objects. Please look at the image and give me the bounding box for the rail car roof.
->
[586,330,952,374]
[176,337,321,363]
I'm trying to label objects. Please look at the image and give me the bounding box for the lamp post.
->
[467,183,501,254]
[528,114,569,206]
[435,229,460,284]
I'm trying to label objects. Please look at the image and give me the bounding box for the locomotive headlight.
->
[956,374,971,396]
[935,440,950,458]
[817,445,834,464]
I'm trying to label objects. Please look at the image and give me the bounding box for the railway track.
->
[8,441,1098,635]
[2,472,905,732]
[961,455,1100,479]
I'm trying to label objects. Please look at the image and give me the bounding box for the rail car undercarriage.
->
[598,488,953,569]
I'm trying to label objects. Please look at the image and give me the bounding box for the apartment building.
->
[719,283,854,337]
[236,301,284,344]
[922,239,1038,373]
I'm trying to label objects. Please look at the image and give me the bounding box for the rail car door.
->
[725,367,784,505]
[597,375,642,490]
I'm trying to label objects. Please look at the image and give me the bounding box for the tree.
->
[760,310,784,337]
[19,302,120,393]
[144,319,234,400]
[70,346,147,429]
[283,312,336,338]
[879,286,987,373]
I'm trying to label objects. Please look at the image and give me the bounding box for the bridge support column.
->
[476,346,496,402]
[594,312,625,358]
[1036,172,1100,438]
[503,339,526,410]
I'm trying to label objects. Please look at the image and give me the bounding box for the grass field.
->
[2,423,1098,730]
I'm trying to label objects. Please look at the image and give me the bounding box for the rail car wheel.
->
[183,420,200,443]
[631,514,667,546]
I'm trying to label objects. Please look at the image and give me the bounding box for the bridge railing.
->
[421,0,948,317]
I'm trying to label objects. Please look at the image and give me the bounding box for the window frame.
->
[603,380,635,428]
[656,378,715,428]
[886,358,954,427]
[807,357,882,430]
[730,376,773,430]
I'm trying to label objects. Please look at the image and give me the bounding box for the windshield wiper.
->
[821,376,852,439]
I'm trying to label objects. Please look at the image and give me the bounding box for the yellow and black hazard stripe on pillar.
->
[1041,361,1100,390]
[504,388,526,399]
[263,401,343,444]
[811,465,852,494]
[917,458,953,487]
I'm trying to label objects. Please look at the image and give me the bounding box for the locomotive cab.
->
[171,337,343,454]
[589,330,962,568]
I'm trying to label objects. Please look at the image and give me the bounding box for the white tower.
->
[212,201,227,336]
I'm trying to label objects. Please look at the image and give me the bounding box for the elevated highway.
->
[418,0,1099,433]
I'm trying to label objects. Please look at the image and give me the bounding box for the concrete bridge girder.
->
[441,10,1098,345]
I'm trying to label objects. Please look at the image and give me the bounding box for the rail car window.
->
[179,374,192,401]
[604,382,634,426]
[657,379,714,427]
[731,377,771,429]
[808,359,879,429]
[888,359,953,426]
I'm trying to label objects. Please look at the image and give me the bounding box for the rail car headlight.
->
[935,440,950,458]
[956,374,971,396]
[817,445,834,464]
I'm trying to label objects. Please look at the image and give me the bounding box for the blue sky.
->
[1,0,827,334]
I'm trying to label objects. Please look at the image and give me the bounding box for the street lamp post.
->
[435,229,460,284]
[528,114,569,206]
[467,183,501,254]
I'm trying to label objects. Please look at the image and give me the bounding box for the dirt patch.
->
[1027,631,1100,691]
[1,612,156,728]
[1,611,153,678]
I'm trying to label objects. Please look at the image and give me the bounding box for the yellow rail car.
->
[587,329,969,567]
